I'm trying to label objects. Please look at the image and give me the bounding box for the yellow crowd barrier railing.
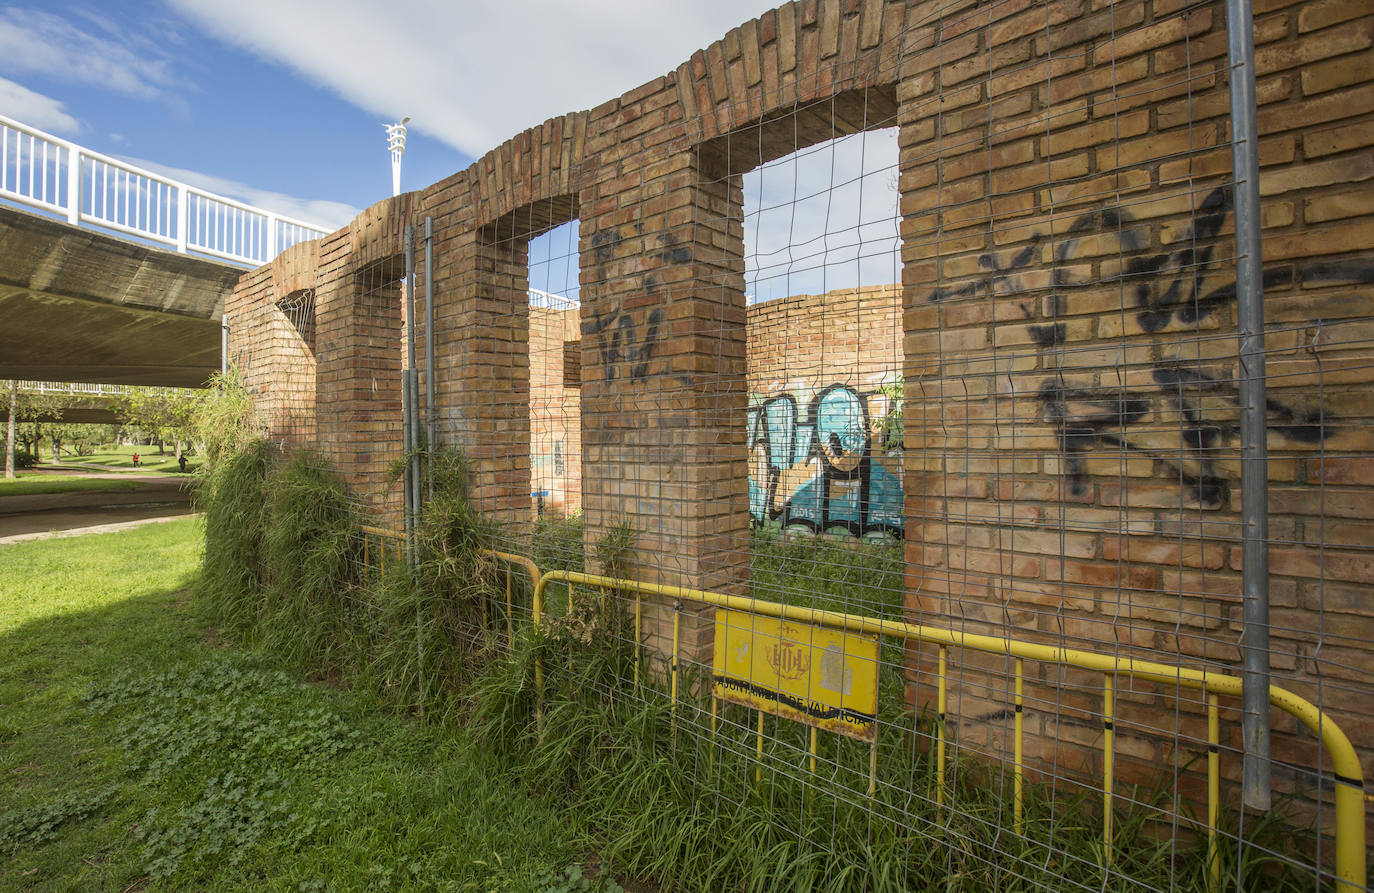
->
[352,535,1365,892]
[360,524,404,570]
[522,567,1366,893]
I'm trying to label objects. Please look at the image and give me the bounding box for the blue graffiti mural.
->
[747,384,904,538]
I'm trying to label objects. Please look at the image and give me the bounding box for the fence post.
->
[175,185,189,253]
[1226,0,1272,813]
[65,145,80,225]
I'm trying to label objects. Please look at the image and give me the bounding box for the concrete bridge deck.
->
[0,204,240,388]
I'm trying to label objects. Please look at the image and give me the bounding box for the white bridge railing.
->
[0,113,331,267]
[15,381,190,398]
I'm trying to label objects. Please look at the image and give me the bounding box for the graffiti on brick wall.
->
[929,186,1374,507]
[583,224,691,381]
[748,383,904,537]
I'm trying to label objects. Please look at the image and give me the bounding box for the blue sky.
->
[1,0,900,301]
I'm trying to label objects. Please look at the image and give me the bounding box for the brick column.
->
[427,222,532,526]
[225,240,321,450]
[579,145,748,668]
[313,233,404,520]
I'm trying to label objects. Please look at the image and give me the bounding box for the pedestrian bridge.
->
[0,113,330,387]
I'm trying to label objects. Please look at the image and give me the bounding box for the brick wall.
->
[895,0,1374,811]
[530,306,582,515]
[224,0,1374,832]
[225,239,320,449]
[536,284,906,536]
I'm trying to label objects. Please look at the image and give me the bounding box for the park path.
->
[0,513,199,545]
[0,470,194,541]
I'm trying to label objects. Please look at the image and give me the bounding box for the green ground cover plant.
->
[0,519,596,891]
[0,475,144,497]
[174,374,1348,891]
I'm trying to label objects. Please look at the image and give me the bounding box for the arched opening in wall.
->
[470,196,579,531]
[726,91,905,623]
[526,218,581,524]
[276,288,316,352]
[266,287,318,447]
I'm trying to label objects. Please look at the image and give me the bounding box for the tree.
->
[117,388,204,461]
[6,388,68,468]
[5,381,15,479]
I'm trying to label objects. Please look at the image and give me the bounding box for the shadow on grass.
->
[0,581,581,893]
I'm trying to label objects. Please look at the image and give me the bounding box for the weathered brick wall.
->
[530,306,581,515]
[224,0,1374,828]
[225,239,320,449]
[896,0,1374,808]
[531,284,905,533]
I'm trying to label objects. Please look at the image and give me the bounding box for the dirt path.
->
[0,512,200,545]
[0,472,194,540]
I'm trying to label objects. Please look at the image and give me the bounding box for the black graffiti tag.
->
[928,187,1372,506]
[582,305,664,381]
[582,227,691,382]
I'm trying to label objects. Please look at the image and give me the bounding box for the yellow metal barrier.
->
[489,549,540,647]
[360,524,404,569]
[528,568,1367,893]
[354,528,1366,892]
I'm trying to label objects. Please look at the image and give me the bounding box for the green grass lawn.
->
[55,444,200,475]
[0,475,145,498]
[0,520,587,892]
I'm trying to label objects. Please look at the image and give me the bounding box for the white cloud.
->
[744,128,901,302]
[122,156,360,230]
[0,77,79,134]
[167,0,779,156]
[0,8,179,101]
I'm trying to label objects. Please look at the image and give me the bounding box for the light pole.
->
[385,116,410,197]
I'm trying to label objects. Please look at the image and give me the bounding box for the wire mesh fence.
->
[220,0,1373,889]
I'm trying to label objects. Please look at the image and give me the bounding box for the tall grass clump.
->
[194,380,508,720]
[751,527,904,619]
[192,371,362,673]
[193,368,264,477]
[197,439,270,636]
[467,591,1328,893]
[194,369,271,635]
[360,448,501,722]
[531,511,585,574]
[258,452,361,669]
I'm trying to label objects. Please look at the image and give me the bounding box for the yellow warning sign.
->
[712,609,880,741]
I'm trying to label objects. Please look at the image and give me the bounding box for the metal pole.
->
[401,367,413,558]
[408,371,422,529]
[424,216,436,486]
[404,225,423,561]
[1227,0,1271,812]
[403,225,417,564]
[220,314,228,376]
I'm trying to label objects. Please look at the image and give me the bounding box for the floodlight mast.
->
[385,116,411,197]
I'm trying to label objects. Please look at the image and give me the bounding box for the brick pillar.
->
[313,235,404,521]
[579,145,748,669]
[427,223,532,526]
[225,240,321,450]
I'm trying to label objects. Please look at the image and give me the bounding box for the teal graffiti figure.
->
[747,384,903,538]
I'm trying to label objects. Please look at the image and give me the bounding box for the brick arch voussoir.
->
[466,111,590,230]
[671,0,906,149]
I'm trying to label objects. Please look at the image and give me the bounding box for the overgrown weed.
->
[185,384,1337,892]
